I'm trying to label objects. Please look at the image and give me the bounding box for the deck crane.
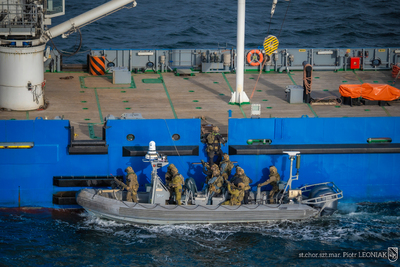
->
[0,0,137,110]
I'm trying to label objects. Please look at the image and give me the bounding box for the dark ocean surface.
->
[1,203,399,266]
[51,0,400,64]
[1,0,400,266]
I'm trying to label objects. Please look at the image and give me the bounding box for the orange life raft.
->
[339,83,400,101]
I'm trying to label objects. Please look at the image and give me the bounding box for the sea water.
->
[51,0,400,64]
[1,0,399,265]
[0,203,399,266]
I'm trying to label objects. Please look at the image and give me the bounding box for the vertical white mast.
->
[229,0,250,105]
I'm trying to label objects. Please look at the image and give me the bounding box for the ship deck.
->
[1,70,399,139]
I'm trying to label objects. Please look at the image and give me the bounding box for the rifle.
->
[111,174,128,190]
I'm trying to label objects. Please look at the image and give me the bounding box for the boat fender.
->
[247,50,264,66]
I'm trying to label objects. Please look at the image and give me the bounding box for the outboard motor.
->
[308,185,339,216]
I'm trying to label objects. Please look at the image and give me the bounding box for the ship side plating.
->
[0,116,399,208]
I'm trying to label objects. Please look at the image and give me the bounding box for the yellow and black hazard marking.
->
[89,56,106,76]
[263,35,279,56]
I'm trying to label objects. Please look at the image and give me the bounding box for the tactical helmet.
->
[125,166,134,173]
[236,167,244,174]
[212,126,219,132]
[211,164,219,171]
[270,166,278,174]
[168,164,176,169]
[223,153,229,161]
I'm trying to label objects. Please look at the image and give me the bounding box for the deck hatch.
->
[68,126,108,154]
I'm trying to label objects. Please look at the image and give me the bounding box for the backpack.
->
[207,133,215,145]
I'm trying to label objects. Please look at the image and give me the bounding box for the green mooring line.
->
[94,88,104,123]
[381,106,392,117]
[352,70,363,83]
[222,73,234,93]
[222,73,247,118]
[88,123,102,139]
[25,111,29,119]
[307,103,318,118]
[287,72,297,86]
[159,73,178,119]
[287,72,318,118]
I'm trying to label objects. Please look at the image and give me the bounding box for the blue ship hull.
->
[1,116,399,208]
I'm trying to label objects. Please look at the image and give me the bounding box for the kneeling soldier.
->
[222,182,245,206]
[207,168,224,205]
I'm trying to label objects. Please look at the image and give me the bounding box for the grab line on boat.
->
[287,72,318,118]
[159,73,178,119]
[222,73,247,118]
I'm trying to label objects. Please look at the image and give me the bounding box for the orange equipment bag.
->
[339,83,400,101]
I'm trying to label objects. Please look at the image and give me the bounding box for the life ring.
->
[247,50,264,66]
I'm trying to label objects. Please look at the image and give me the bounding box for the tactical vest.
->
[220,161,233,175]
[207,132,220,152]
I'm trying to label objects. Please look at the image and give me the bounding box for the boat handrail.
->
[299,181,342,194]
[301,191,343,205]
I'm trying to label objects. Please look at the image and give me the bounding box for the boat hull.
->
[77,189,319,225]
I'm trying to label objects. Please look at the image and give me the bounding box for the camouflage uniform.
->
[165,164,184,205]
[206,169,224,205]
[165,164,178,187]
[114,166,139,203]
[258,166,281,204]
[206,126,225,166]
[219,154,234,181]
[222,182,245,205]
[230,167,253,204]
[201,161,219,184]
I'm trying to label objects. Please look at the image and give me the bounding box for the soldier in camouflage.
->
[219,153,234,181]
[201,160,219,184]
[165,164,178,187]
[222,182,245,205]
[206,167,224,205]
[230,166,253,204]
[165,164,184,205]
[205,126,226,166]
[114,166,139,203]
[258,165,281,204]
